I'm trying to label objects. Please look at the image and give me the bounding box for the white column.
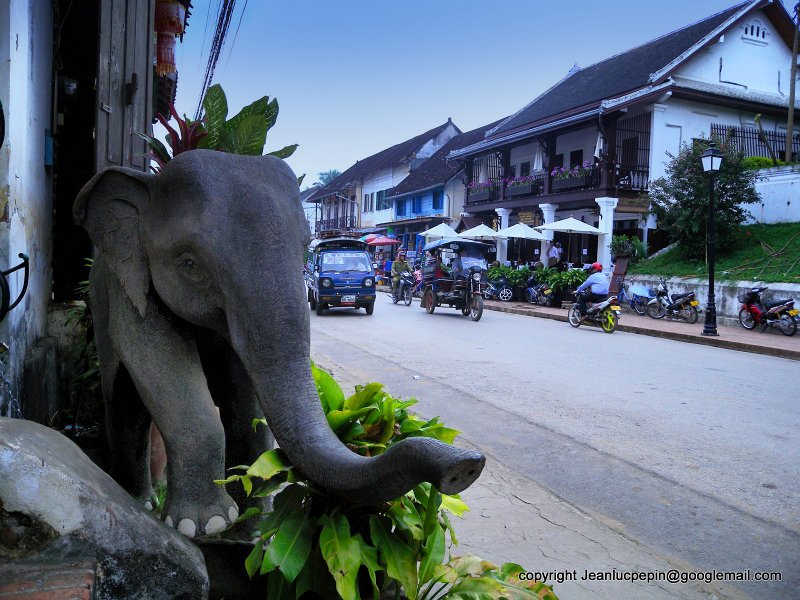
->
[595,197,618,272]
[495,208,512,263]
[539,203,559,262]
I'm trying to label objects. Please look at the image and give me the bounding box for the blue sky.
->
[168,0,797,187]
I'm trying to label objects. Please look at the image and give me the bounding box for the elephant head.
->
[73,150,484,506]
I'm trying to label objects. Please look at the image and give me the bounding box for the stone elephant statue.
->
[73,150,484,538]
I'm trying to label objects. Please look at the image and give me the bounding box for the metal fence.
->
[711,123,800,160]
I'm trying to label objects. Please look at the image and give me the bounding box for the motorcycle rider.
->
[575,261,609,322]
[391,250,410,299]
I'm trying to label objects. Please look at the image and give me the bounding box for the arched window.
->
[742,20,768,45]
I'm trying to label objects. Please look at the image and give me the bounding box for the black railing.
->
[615,164,649,191]
[711,123,800,160]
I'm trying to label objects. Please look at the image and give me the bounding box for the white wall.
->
[417,122,460,160]
[554,126,596,167]
[648,97,789,181]
[361,165,411,228]
[750,165,800,223]
[0,1,54,408]
[676,10,793,95]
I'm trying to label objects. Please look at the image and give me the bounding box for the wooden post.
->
[785,2,799,163]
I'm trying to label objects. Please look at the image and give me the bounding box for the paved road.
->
[309,295,799,598]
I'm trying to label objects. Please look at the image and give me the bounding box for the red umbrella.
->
[367,236,401,246]
[360,233,380,242]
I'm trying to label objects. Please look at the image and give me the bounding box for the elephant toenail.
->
[165,516,174,528]
[205,515,227,534]
[178,519,197,538]
[228,506,239,522]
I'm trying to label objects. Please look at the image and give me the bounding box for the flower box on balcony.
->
[505,183,540,198]
[552,175,592,191]
[468,190,496,203]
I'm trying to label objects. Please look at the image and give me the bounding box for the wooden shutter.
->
[96,0,154,172]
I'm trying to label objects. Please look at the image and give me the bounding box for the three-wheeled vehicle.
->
[305,237,377,315]
[420,238,492,322]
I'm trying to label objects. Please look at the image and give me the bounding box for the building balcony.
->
[315,215,359,235]
[465,163,649,210]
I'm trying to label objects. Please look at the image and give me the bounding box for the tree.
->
[313,169,341,187]
[648,137,760,262]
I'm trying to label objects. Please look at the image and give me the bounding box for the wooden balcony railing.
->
[464,163,649,207]
[316,215,358,234]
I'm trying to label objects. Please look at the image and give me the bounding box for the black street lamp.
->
[700,142,723,336]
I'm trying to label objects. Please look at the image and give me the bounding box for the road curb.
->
[484,302,800,362]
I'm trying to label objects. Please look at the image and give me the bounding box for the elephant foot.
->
[163,487,239,538]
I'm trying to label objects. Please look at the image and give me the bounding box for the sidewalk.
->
[378,285,800,361]
[485,299,800,361]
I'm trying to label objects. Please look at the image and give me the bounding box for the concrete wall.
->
[626,274,800,327]
[0,1,56,419]
[750,165,800,224]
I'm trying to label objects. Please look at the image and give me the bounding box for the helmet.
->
[591,262,603,272]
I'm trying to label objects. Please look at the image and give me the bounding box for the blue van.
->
[305,238,377,315]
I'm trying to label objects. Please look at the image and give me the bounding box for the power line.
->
[194,0,237,120]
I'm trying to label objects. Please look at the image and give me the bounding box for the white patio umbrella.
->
[496,223,547,263]
[536,217,602,264]
[458,223,500,240]
[495,222,548,241]
[420,223,458,240]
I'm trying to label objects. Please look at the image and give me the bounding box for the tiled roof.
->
[489,2,747,138]
[388,119,506,198]
[307,120,457,202]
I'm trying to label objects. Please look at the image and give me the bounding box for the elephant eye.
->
[177,254,206,283]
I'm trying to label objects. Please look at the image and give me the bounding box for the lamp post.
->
[700,142,723,336]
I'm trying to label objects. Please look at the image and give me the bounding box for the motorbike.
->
[617,283,653,315]
[421,239,491,322]
[524,274,553,306]
[389,271,415,306]
[568,289,622,333]
[485,274,513,302]
[737,286,797,336]
[645,277,700,323]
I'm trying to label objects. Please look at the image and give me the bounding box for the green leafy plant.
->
[647,136,760,261]
[218,364,558,600]
[199,84,297,159]
[741,156,789,170]
[609,235,647,265]
[138,83,299,173]
[487,264,514,282]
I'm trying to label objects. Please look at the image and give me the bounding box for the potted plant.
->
[550,161,595,191]
[609,235,646,264]
[466,180,500,202]
[504,174,544,197]
[507,266,532,300]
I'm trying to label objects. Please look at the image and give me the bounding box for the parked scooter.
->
[524,274,553,306]
[646,277,700,323]
[389,271,415,306]
[617,283,653,315]
[568,289,622,333]
[485,275,513,301]
[738,286,797,336]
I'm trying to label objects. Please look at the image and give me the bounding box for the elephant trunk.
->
[243,354,484,504]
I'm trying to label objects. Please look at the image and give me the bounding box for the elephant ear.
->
[73,167,153,318]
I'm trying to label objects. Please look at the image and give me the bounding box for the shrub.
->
[741,156,786,170]
[647,136,759,261]
[609,235,647,265]
[218,364,558,600]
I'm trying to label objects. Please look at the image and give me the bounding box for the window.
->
[553,154,564,169]
[413,196,422,213]
[396,198,406,216]
[376,190,391,211]
[620,137,639,166]
[743,20,768,44]
[520,161,530,177]
[370,192,375,212]
[569,149,584,168]
[363,193,370,213]
[432,190,443,210]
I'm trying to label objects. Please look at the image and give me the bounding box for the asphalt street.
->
[309,295,799,599]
